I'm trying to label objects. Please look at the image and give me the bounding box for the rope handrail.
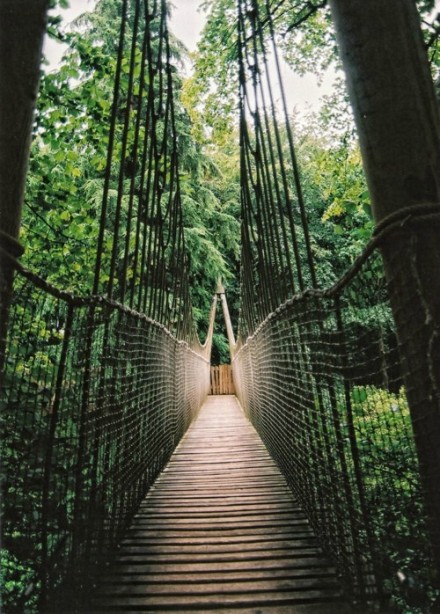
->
[224,205,440,359]
[1,244,216,360]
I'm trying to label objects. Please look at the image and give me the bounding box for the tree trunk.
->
[328,0,440,578]
[0,0,49,379]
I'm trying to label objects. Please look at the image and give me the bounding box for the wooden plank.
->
[143,492,296,501]
[125,527,313,540]
[90,588,344,609]
[116,544,321,556]
[162,606,351,614]
[127,519,310,535]
[103,556,339,576]
[135,504,299,515]
[87,601,350,614]
[120,532,316,545]
[132,511,308,521]
[94,577,341,597]
[115,550,322,564]
[177,606,351,614]
[90,396,349,612]
[98,567,337,584]
[129,520,311,531]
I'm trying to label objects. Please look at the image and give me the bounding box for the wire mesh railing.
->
[0,264,210,611]
[232,218,439,611]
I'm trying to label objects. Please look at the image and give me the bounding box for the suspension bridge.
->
[1,0,440,612]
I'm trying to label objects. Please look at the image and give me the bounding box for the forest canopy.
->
[23,0,440,362]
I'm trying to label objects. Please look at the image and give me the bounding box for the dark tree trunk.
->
[0,0,49,379]
[328,0,440,578]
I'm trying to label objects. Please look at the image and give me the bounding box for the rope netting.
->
[0,0,212,609]
[76,0,199,338]
[1,268,210,610]
[233,219,438,608]
[237,0,317,339]
[233,0,440,609]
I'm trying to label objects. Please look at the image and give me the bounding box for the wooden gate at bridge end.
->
[210,364,235,395]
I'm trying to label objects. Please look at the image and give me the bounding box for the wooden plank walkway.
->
[90,395,350,613]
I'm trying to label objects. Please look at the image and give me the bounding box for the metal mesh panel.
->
[233,234,436,609]
[1,269,209,610]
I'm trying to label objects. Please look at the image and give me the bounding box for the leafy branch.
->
[283,0,327,36]
[24,201,90,247]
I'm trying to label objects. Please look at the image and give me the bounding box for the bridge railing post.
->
[216,280,237,360]
[328,0,440,577]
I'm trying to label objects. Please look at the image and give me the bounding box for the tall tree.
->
[0,0,50,380]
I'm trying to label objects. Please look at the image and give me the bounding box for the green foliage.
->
[177,79,241,355]
[31,0,437,350]
[189,0,238,141]
[272,115,374,286]
[0,286,72,610]
[0,548,39,612]
[279,3,335,77]
[24,0,237,360]
[350,385,440,613]
[24,11,115,292]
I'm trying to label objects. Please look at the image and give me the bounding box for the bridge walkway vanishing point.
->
[91,395,350,613]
